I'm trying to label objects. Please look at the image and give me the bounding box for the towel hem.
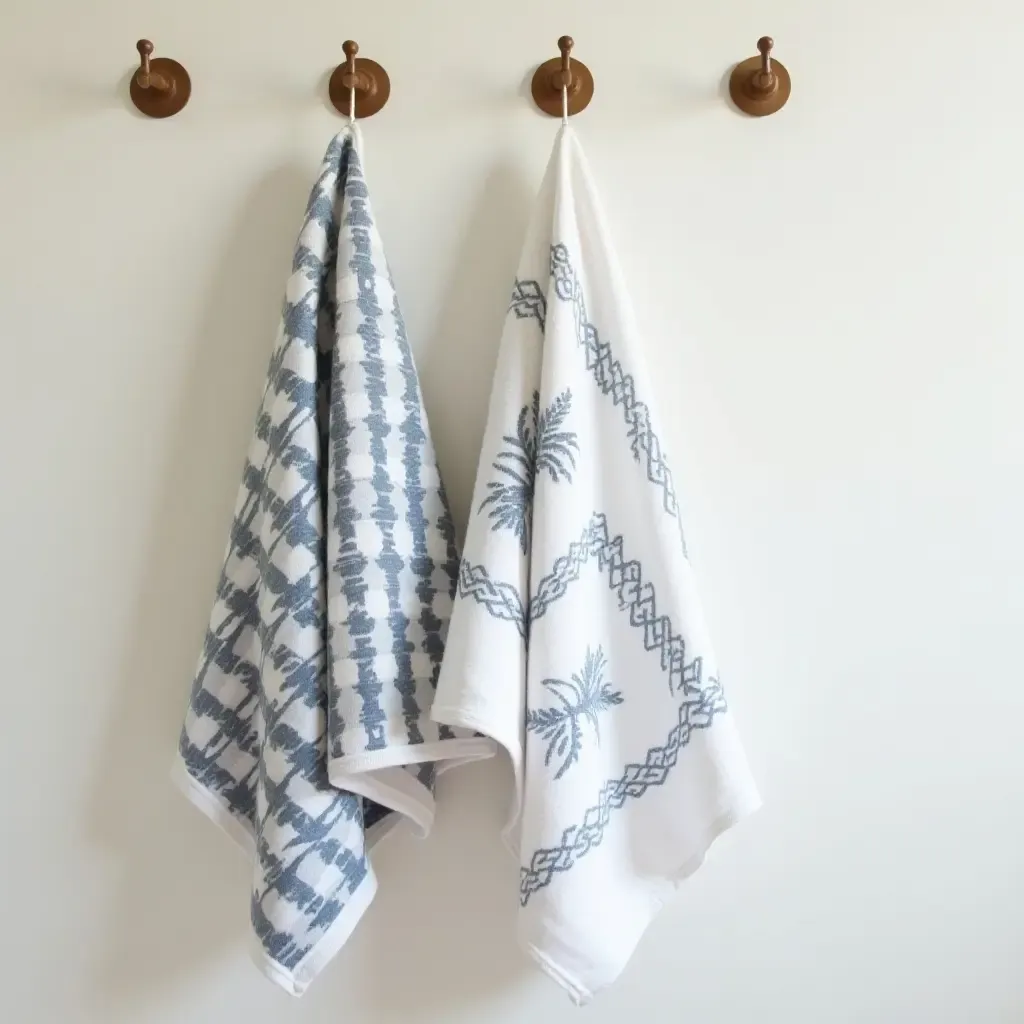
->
[522,942,592,1006]
[327,760,434,836]
[171,757,256,857]
[657,796,763,903]
[431,704,521,854]
[326,739,495,838]
[330,737,496,776]
[519,795,762,1005]
[249,872,378,997]
[173,756,413,997]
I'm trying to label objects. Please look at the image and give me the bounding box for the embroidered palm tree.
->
[526,646,624,780]
[479,389,579,552]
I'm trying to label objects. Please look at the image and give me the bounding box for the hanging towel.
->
[174,125,494,996]
[432,126,761,1004]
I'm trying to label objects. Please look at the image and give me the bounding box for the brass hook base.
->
[729,55,791,117]
[130,57,191,118]
[329,57,391,118]
[531,56,594,117]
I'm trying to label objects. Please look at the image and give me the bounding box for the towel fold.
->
[175,126,493,996]
[433,126,761,1004]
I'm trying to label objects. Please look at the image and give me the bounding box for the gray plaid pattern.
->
[177,128,462,992]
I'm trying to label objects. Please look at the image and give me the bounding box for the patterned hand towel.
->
[432,126,761,1004]
[174,126,494,996]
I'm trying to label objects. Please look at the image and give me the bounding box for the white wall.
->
[2,1,1022,1021]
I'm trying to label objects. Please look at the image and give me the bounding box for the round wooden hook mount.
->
[531,56,594,117]
[130,57,191,118]
[329,57,391,118]
[729,54,791,117]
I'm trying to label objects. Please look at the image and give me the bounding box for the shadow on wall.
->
[307,759,528,1022]
[417,164,536,536]
[80,163,314,1015]
[82,154,536,1017]
[315,165,538,1023]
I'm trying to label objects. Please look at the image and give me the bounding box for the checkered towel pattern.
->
[174,126,493,996]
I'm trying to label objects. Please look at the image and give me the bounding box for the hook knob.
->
[557,35,574,90]
[755,36,775,90]
[135,39,165,91]
[341,40,360,89]
[728,34,791,117]
[130,38,191,118]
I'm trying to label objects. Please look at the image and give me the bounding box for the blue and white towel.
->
[432,127,761,1004]
[174,126,494,995]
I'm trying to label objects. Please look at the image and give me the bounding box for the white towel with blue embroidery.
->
[174,125,494,996]
[432,126,761,1004]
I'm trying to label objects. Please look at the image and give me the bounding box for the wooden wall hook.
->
[531,35,594,117]
[329,40,391,118]
[729,36,790,117]
[130,39,191,118]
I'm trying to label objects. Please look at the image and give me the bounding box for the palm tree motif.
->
[526,646,624,780]
[479,389,579,553]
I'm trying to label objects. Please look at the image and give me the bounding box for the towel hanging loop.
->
[129,39,191,118]
[329,40,390,118]
[729,36,791,116]
[531,35,594,118]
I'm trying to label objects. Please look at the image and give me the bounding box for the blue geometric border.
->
[509,244,687,557]
[519,673,726,906]
[519,512,726,906]
[508,279,547,330]
[530,514,696,697]
[456,560,528,640]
